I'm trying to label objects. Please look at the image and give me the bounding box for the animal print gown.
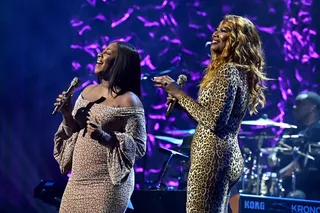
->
[53,95,146,213]
[178,63,249,213]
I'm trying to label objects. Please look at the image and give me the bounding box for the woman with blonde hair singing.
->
[153,15,268,212]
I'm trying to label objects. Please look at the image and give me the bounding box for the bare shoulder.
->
[81,84,98,97]
[117,91,143,108]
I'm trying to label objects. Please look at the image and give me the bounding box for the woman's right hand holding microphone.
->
[54,91,74,127]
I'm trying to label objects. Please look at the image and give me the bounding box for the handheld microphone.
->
[165,74,187,118]
[52,77,81,115]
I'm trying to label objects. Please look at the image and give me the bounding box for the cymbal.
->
[260,147,291,154]
[238,135,277,140]
[164,129,195,136]
[278,142,315,160]
[282,134,304,139]
[159,147,190,159]
[238,131,255,135]
[241,118,297,129]
[154,135,183,145]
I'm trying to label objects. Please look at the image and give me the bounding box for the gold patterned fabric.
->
[178,63,249,213]
[53,95,146,213]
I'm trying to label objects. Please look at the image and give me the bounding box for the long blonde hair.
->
[200,15,268,115]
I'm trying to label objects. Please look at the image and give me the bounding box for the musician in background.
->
[272,91,320,200]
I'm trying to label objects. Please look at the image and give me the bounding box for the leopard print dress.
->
[178,63,249,213]
[53,95,146,213]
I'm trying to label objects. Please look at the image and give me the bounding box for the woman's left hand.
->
[86,112,110,142]
[152,75,185,99]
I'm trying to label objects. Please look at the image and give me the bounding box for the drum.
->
[260,172,284,196]
[239,171,259,195]
[238,150,259,195]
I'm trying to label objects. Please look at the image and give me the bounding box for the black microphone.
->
[52,77,81,115]
[165,74,187,118]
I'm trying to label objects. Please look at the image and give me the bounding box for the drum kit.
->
[154,115,316,198]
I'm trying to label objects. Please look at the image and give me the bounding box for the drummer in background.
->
[269,91,320,200]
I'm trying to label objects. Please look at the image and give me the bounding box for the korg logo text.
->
[291,205,320,213]
[244,201,265,210]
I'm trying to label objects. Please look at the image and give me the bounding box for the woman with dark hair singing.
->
[153,15,268,212]
[53,41,146,213]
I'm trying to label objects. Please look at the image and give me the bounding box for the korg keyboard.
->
[240,194,320,213]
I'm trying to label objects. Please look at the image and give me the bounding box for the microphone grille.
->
[205,41,212,47]
[71,77,81,87]
[177,74,187,85]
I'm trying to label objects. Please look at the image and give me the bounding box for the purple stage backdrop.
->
[68,0,319,188]
[0,0,319,212]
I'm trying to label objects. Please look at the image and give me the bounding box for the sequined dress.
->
[53,95,146,213]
